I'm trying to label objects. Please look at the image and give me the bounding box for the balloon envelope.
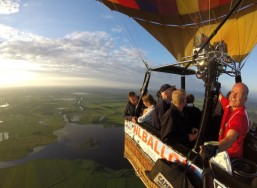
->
[100,0,257,62]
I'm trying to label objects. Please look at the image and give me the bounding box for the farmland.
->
[0,87,256,187]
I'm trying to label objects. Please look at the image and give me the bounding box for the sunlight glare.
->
[0,59,41,87]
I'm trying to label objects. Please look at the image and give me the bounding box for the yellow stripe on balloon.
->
[176,0,199,15]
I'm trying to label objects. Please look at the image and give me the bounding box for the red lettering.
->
[133,124,138,134]
[168,152,180,162]
[147,136,154,149]
[137,126,142,139]
[142,131,148,143]
[167,152,187,165]
[160,145,167,160]
[154,140,160,155]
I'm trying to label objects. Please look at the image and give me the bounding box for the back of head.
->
[186,94,195,104]
[172,89,186,106]
[142,93,156,105]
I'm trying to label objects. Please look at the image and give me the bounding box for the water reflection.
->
[0,124,131,169]
[0,132,9,142]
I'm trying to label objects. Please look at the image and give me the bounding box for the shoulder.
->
[163,105,174,115]
[193,106,201,113]
[149,105,155,111]
[145,106,155,113]
[156,99,166,108]
[169,104,179,115]
[233,107,248,119]
[126,101,132,106]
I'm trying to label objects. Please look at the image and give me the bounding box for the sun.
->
[0,59,41,87]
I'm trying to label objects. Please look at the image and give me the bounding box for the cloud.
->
[0,23,206,91]
[0,0,20,14]
[0,23,204,90]
[0,24,147,88]
[111,26,123,33]
[0,24,36,41]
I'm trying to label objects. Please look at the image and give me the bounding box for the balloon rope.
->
[97,0,147,68]
[184,0,244,70]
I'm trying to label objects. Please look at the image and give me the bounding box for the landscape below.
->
[0,87,144,188]
[0,86,256,187]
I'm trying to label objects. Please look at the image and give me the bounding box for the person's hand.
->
[131,117,137,123]
[200,144,219,159]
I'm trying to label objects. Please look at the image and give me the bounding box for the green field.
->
[0,87,127,161]
[0,87,256,161]
[0,87,257,188]
[0,159,144,188]
[0,87,145,188]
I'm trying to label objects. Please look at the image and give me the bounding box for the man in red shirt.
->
[201,82,249,158]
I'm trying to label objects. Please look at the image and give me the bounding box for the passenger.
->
[152,84,176,130]
[183,93,201,129]
[201,82,249,159]
[123,91,138,123]
[137,94,156,124]
[160,89,198,147]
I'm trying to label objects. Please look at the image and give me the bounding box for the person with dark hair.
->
[201,82,249,159]
[152,84,176,130]
[161,89,198,147]
[183,93,201,130]
[137,94,156,124]
[123,91,138,122]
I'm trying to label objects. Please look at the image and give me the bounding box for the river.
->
[0,123,131,170]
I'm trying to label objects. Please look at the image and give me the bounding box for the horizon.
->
[0,1,257,98]
[0,85,256,104]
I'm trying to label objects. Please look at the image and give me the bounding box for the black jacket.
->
[152,99,170,130]
[183,104,201,129]
[160,104,190,146]
[123,101,136,121]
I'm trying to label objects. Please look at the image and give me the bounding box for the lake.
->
[0,123,131,170]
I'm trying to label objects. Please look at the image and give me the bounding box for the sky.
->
[0,0,256,98]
